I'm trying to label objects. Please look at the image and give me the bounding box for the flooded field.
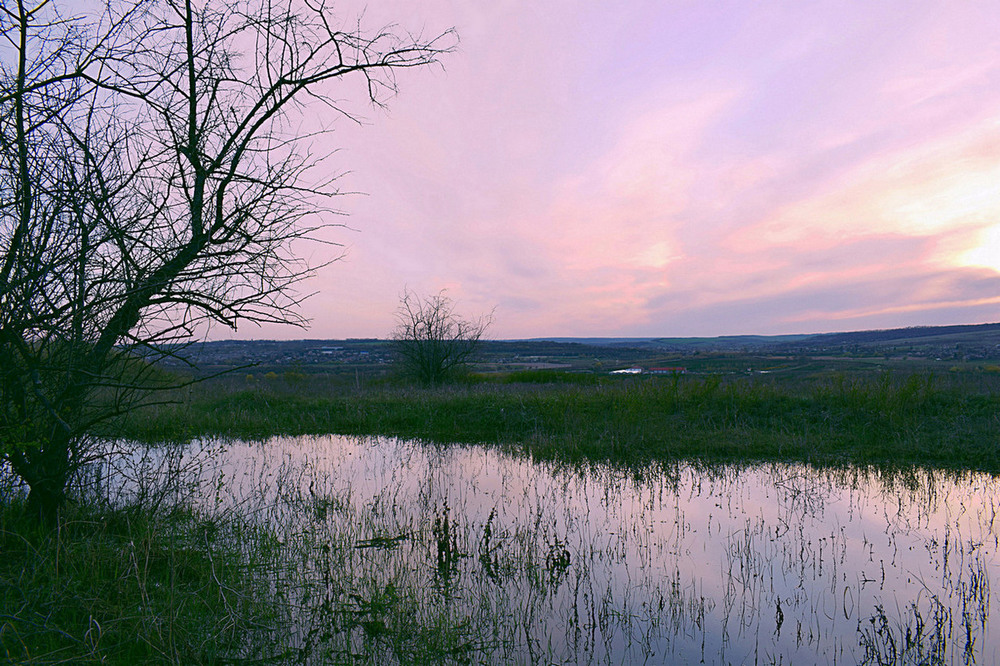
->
[98,435,999,664]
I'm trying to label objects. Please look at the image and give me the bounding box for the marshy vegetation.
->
[2,368,999,663]
[119,370,1000,472]
[5,431,1000,663]
[5,0,1000,660]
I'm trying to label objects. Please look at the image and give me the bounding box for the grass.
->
[116,370,1000,473]
[5,366,999,663]
[0,499,283,664]
[7,433,995,664]
[0,442,493,665]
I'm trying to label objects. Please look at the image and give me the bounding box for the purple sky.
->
[237,1,1000,340]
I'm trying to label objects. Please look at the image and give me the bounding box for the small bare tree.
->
[391,289,492,386]
[0,0,453,521]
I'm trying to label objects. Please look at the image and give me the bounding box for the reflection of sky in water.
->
[112,435,1000,664]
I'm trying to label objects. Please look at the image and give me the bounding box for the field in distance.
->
[164,322,1000,380]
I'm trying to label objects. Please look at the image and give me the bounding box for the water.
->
[98,435,1000,664]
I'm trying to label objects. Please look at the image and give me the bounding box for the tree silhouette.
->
[0,0,453,520]
[391,289,493,386]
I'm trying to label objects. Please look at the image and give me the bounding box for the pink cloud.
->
[223,1,1000,340]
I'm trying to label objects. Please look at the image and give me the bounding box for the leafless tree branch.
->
[0,0,455,520]
[390,289,493,386]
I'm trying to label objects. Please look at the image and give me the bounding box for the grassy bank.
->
[0,500,281,663]
[119,371,1000,472]
[6,369,1000,663]
[0,446,503,665]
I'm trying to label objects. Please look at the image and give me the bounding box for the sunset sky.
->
[244,0,1000,340]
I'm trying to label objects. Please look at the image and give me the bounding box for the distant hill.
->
[530,335,810,351]
[160,322,1000,375]
[532,322,1000,355]
[790,322,1000,347]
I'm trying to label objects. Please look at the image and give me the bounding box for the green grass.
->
[0,500,284,664]
[0,460,490,664]
[6,367,1000,663]
[115,370,1000,472]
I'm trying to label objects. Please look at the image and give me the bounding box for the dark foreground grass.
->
[0,500,283,664]
[120,371,1000,472]
[1,450,496,664]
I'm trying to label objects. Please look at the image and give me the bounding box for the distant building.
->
[648,367,686,375]
[611,367,643,374]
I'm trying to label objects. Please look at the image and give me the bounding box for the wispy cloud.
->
[232,1,1000,339]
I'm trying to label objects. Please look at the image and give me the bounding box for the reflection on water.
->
[105,435,999,664]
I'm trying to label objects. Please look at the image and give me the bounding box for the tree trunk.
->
[26,476,66,524]
[19,435,72,524]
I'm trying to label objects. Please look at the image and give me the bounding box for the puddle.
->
[90,434,1000,664]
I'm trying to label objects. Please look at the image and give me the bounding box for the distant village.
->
[157,322,1000,378]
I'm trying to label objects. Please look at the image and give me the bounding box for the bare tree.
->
[0,0,453,521]
[391,289,493,386]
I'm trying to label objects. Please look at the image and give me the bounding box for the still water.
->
[111,435,999,664]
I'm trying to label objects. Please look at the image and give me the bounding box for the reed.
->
[0,499,282,663]
[5,428,997,663]
[117,371,1000,472]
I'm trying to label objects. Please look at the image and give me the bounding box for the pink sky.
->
[234,0,1000,340]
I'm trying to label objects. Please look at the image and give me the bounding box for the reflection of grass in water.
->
[217,441,722,664]
[859,600,952,666]
[721,463,996,666]
[4,438,999,663]
[0,445,494,664]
